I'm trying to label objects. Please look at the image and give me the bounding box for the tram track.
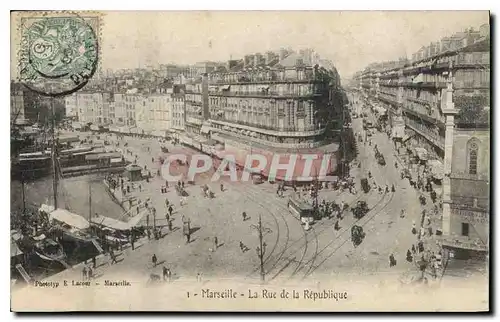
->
[257,182,387,282]
[300,190,395,280]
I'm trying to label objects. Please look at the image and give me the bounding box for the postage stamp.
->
[15,11,100,97]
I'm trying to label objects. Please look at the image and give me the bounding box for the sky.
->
[12,11,490,80]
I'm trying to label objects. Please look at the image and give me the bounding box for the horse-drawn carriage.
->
[201,184,215,198]
[352,200,369,219]
[175,185,188,196]
[360,178,370,193]
[377,154,386,166]
[351,225,365,247]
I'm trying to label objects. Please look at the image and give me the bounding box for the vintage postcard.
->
[10,10,490,312]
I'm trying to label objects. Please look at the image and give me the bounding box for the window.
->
[467,139,479,175]
[461,223,469,236]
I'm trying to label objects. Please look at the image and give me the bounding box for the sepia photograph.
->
[9,10,490,312]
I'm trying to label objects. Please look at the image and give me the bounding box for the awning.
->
[49,208,90,230]
[11,240,23,258]
[402,134,413,143]
[428,159,444,180]
[59,135,80,143]
[200,125,210,134]
[412,74,424,83]
[220,85,230,90]
[391,125,405,139]
[415,147,428,160]
[375,106,387,115]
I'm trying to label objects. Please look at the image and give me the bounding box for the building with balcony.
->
[441,124,489,259]
[354,25,489,167]
[181,49,345,181]
[69,91,112,125]
[353,23,490,258]
[135,92,173,136]
[172,93,185,131]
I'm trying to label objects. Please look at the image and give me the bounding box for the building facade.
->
[135,93,173,135]
[183,49,345,180]
[70,92,112,125]
[353,24,490,258]
[64,95,78,119]
[172,93,185,130]
[354,27,490,167]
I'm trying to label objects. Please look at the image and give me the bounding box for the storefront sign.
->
[453,208,488,224]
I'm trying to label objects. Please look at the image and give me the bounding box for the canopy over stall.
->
[428,159,444,180]
[48,208,91,230]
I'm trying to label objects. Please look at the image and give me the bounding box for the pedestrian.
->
[82,266,88,280]
[166,268,172,282]
[110,251,118,265]
[389,253,396,267]
[147,229,151,240]
[220,183,224,192]
[182,181,185,189]
[242,211,247,221]
[168,205,173,216]
[406,249,413,262]
[92,256,96,269]
[197,273,202,282]
[400,209,405,218]
[139,184,142,192]
[87,266,93,280]
[131,235,135,250]
[214,236,218,250]
[152,254,158,267]
[239,241,245,252]
[168,219,173,231]
[411,244,416,254]
[162,266,168,281]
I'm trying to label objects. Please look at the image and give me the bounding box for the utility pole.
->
[251,214,271,283]
[21,173,26,214]
[51,97,58,210]
[88,181,92,225]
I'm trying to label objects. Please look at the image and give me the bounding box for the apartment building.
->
[183,49,345,181]
[353,24,490,257]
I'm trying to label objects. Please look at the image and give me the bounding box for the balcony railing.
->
[402,104,444,128]
[209,91,322,99]
[401,81,447,89]
[441,236,488,252]
[210,118,325,137]
[404,119,445,150]
[212,128,327,150]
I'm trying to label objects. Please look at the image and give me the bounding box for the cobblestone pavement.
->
[45,124,444,285]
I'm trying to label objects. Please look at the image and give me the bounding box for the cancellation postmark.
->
[17,12,100,97]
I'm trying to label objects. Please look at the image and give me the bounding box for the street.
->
[41,97,443,287]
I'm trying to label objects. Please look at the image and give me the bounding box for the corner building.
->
[184,49,345,181]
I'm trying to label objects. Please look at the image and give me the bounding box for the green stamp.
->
[18,13,99,97]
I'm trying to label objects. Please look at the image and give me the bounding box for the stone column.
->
[441,64,459,236]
